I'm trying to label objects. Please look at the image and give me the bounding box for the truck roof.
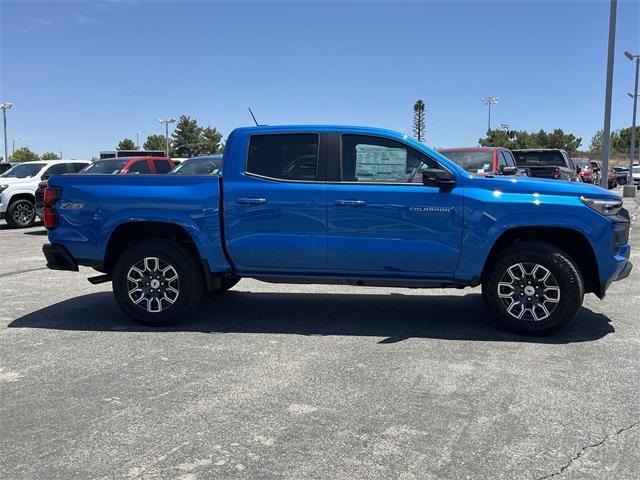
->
[231,124,406,136]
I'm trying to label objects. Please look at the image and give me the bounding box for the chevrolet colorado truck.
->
[42,126,632,335]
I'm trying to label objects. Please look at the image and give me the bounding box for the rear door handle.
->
[236,197,267,205]
[334,199,366,207]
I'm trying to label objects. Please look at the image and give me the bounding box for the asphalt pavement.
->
[1,194,639,480]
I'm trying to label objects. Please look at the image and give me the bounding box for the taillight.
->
[553,167,561,179]
[43,187,61,230]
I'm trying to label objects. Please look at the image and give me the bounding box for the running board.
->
[88,274,112,285]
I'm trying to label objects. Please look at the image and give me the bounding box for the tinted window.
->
[153,159,173,174]
[505,151,517,167]
[71,163,88,172]
[128,160,151,174]
[171,157,222,175]
[42,163,70,178]
[342,135,437,183]
[247,134,318,181]
[498,152,507,167]
[441,151,493,173]
[81,160,128,174]
[514,151,569,167]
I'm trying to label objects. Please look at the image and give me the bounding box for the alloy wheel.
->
[126,257,180,313]
[13,202,35,226]
[496,262,561,322]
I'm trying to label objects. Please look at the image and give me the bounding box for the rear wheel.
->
[112,240,204,326]
[482,241,584,335]
[5,198,36,228]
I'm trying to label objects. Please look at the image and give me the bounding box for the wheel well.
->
[8,193,35,205]
[104,222,202,273]
[483,227,600,295]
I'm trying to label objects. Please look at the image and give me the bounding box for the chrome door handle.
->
[236,197,267,205]
[334,199,366,207]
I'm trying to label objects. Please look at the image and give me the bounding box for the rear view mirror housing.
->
[422,168,456,189]
[501,166,518,176]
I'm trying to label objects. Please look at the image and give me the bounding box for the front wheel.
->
[5,199,36,228]
[482,241,584,335]
[112,240,204,326]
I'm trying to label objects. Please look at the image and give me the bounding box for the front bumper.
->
[43,243,79,272]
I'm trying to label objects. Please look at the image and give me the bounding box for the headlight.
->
[0,184,8,193]
[580,196,623,216]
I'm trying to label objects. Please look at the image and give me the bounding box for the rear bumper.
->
[43,243,79,272]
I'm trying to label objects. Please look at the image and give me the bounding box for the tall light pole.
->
[158,118,176,157]
[600,0,617,189]
[0,102,13,163]
[482,96,498,132]
[623,50,639,197]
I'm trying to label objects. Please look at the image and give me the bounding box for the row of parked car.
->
[1,145,637,230]
[437,146,638,188]
[0,155,222,228]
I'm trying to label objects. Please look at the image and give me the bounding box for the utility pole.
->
[482,96,498,132]
[0,102,13,162]
[158,118,176,157]
[601,0,617,189]
[623,50,639,197]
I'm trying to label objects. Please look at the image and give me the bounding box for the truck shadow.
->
[8,290,614,344]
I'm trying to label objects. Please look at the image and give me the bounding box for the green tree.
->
[611,126,640,156]
[117,138,137,150]
[11,147,39,163]
[413,99,426,142]
[480,128,582,154]
[200,126,223,154]
[170,115,203,157]
[41,152,60,160]
[144,134,167,152]
[589,129,621,157]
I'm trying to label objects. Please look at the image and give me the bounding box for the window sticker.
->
[355,144,407,181]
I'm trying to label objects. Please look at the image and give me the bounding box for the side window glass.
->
[128,160,151,174]
[341,135,436,183]
[498,152,507,167]
[506,151,516,167]
[153,160,173,174]
[247,134,318,181]
[71,163,88,173]
[42,164,70,179]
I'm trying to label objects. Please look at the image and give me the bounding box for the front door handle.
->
[236,197,267,205]
[334,199,366,207]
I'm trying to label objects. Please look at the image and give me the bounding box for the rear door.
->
[224,132,327,271]
[324,133,463,275]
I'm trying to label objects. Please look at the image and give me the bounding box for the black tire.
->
[482,241,584,335]
[112,240,204,326]
[5,198,36,228]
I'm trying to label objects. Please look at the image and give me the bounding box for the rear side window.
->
[70,163,88,172]
[128,160,151,174]
[42,163,70,179]
[247,134,318,181]
[514,151,568,167]
[153,159,173,174]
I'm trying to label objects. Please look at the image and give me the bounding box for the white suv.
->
[0,160,89,228]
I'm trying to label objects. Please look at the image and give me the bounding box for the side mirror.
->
[422,168,456,189]
[41,174,50,181]
[501,166,518,176]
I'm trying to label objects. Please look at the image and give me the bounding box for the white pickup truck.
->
[0,160,89,228]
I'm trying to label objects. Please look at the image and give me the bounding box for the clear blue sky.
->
[1,0,639,158]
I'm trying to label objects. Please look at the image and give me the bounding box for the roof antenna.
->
[248,107,259,126]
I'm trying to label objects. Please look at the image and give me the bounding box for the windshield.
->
[575,161,590,170]
[80,160,127,174]
[633,166,640,174]
[170,157,222,175]
[441,151,493,173]
[0,163,45,178]
[514,151,568,167]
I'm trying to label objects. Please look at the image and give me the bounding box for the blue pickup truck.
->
[42,125,632,335]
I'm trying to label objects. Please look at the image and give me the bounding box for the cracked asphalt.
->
[0,194,638,480]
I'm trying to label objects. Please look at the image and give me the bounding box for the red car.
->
[573,158,596,183]
[439,147,519,176]
[79,156,176,175]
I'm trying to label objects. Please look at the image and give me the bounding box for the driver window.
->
[341,135,436,183]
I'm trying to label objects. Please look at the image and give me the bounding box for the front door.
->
[325,134,463,275]
[224,132,327,272]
